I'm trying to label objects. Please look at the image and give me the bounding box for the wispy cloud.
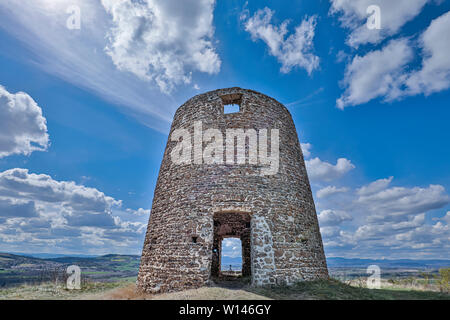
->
[285,87,325,107]
[0,0,220,133]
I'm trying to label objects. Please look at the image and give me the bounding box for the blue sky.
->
[0,0,449,259]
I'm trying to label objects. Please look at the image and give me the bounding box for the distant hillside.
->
[8,252,99,259]
[326,257,450,269]
[221,256,243,271]
[0,253,140,287]
[221,256,242,265]
[0,253,48,268]
[0,252,140,268]
[3,252,449,269]
[219,255,450,270]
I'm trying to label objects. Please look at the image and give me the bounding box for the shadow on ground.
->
[245,279,450,300]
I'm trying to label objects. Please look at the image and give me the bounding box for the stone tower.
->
[137,88,328,293]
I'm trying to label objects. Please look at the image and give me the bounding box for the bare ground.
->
[84,283,271,300]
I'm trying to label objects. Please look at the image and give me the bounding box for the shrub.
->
[435,268,450,293]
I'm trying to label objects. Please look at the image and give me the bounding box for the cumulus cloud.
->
[317,186,349,198]
[101,0,221,93]
[318,209,352,226]
[442,212,450,224]
[337,11,450,108]
[0,198,37,218]
[0,86,49,158]
[355,179,449,222]
[320,226,341,238]
[0,168,149,255]
[0,168,121,213]
[243,7,319,74]
[305,147,449,259]
[337,39,413,109]
[354,213,426,240]
[356,176,393,196]
[306,157,355,182]
[405,11,450,96]
[320,176,450,258]
[222,238,242,258]
[301,143,312,158]
[329,0,431,47]
[127,208,151,216]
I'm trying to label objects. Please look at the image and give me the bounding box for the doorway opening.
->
[221,238,242,275]
[211,212,251,280]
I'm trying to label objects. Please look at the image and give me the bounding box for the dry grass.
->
[0,281,122,300]
[1,278,448,300]
[85,283,271,300]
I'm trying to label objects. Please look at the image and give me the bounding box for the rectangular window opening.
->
[221,94,242,114]
[224,104,240,114]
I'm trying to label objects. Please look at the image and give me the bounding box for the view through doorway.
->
[211,211,251,279]
[221,238,243,274]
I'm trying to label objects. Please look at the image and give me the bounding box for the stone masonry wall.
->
[137,88,328,293]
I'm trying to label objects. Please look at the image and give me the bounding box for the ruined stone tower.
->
[137,88,328,293]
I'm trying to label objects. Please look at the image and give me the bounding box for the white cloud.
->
[101,0,221,94]
[306,157,355,182]
[0,168,121,213]
[356,181,449,222]
[405,11,450,96]
[222,238,242,258]
[301,143,312,158]
[0,86,49,158]
[126,208,151,216]
[0,168,149,255]
[337,11,450,109]
[354,213,426,240]
[0,198,37,218]
[319,176,450,259]
[318,209,352,226]
[356,176,393,196]
[337,38,414,109]
[243,7,319,74]
[0,0,221,133]
[317,186,349,198]
[329,0,431,47]
[443,212,450,224]
[320,226,341,238]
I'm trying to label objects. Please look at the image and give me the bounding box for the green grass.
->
[82,271,109,275]
[248,279,450,300]
[107,276,137,282]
